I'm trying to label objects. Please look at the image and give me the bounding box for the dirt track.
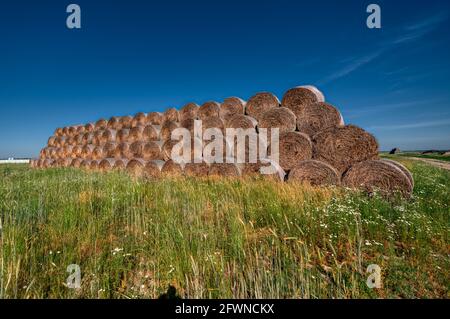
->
[409,157,450,171]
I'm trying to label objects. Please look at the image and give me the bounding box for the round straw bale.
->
[129,126,145,143]
[68,126,80,136]
[163,137,202,163]
[62,158,74,168]
[81,145,95,160]
[288,160,340,186]
[98,158,116,171]
[296,102,344,137]
[84,123,95,133]
[132,112,148,127]
[101,129,117,144]
[74,133,84,145]
[42,159,55,168]
[299,85,325,102]
[281,86,324,117]
[62,127,70,136]
[107,116,122,130]
[55,136,66,147]
[162,139,184,161]
[204,135,232,163]
[82,132,94,145]
[102,142,117,158]
[342,160,413,197]
[198,101,220,120]
[269,132,312,171]
[161,159,184,176]
[227,130,265,164]
[48,148,58,159]
[312,125,379,174]
[142,141,163,161]
[37,159,46,168]
[63,145,74,158]
[245,92,280,120]
[179,102,199,121]
[95,119,108,130]
[51,158,61,168]
[226,114,258,130]
[70,158,83,168]
[40,148,47,159]
[209,160,242,177]
[114,159,129,170]
[90,160,99,170]
[92,146,104,160]
[130,141,146,158]
[164,108,180,123]
[93,130,105,145]
[147,112,164,125]
[76,125,86,135]
[80,160,92,170]
[241,159,286,181]
[114,142,133,159]
[55,148,65,159]
[184,162,209,177]
[120,116,133,129]
[258,107,297,135]
[126,158,147,176]
[160,120,180,141]
[144,160,165,178]
[34,159,42,168]
[29,159,36,168]
[65,136,76,146]
[72,145,83,158]
[203,117,225,134]
[381,159,414,188]
[143,125,159,141]
[41,147,52,159]
[116,129,130,143]
[180,118,202,138]
[47,136,57,147]
[54,128,63,137]
[220,97,246,121]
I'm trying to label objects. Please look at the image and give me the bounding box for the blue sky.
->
[1,0,449,157]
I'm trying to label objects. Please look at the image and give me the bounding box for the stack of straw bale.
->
[33,85,413,197]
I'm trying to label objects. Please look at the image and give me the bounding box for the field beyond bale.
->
[0,158,448,299]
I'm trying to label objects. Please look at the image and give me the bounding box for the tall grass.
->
[0,159,448,299]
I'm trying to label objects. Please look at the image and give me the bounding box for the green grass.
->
[0,160,448,299]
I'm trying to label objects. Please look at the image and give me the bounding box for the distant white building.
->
[0,158,30,164]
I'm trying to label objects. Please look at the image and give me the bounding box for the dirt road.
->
[409,157,450,171]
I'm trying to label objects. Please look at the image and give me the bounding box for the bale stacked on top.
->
[33,85,413,196]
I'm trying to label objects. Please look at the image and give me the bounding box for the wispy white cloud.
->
[405,12,447,31]
[344,98,445,119]
[369,118,450,131]
[390,12,447,45]
[318,12,447,85]
[318,50,383,85]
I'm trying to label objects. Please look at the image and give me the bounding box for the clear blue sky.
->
[1,0,449,157]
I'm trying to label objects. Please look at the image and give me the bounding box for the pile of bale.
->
[31,85,414,197]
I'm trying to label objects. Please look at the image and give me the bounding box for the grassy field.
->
[0,158,448,299]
